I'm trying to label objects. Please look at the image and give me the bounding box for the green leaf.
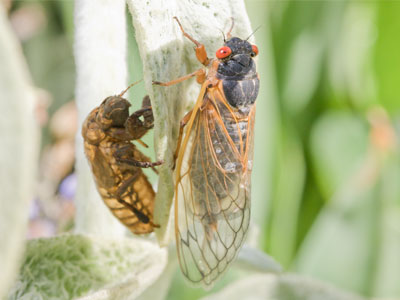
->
[294,182,379,295]
[245,0,280,249]
[371,155,400,297]
[267,126,305,267]
[310,112,368,199]
[374,2,400,114]
[296,113,400,297]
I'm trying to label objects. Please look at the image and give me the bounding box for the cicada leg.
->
[105,127,133,142]
[153,68,206,87]
[125,97,154,140]
[173,17,210,66]
[114,145,163,169]
[172,110,193,170]
[105,95,156,157]
[115,174,159,227]
[152,18,211,86]
[116,157,163,169]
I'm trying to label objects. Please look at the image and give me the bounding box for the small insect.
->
[82,82,162,234]
[153,18,259,286]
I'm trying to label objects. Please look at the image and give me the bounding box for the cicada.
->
[154,18,259,286]
[82,83,162,234]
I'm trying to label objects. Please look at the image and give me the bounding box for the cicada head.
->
[216,37,258,77]
[216,37,259,109]
[96,96,131,129]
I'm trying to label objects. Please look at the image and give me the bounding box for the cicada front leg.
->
[173,17,210,66]
[125,96,154,140]
[152,17,210,87]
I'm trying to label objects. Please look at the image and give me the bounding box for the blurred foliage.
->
[258,0,400,299]
[7,0,400,299]
[9,0,75,148]
[375,2,400,113]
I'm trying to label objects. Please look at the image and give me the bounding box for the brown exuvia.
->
[82,84,162,234]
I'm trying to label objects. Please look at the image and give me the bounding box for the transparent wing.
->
[175,88,255,286]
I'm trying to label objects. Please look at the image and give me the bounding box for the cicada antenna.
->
[218,28,226,43]
[226,17,234,39]
[245,25,262,41]
[119,79,143,97]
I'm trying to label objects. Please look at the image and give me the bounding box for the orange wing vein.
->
[174,86,256,286]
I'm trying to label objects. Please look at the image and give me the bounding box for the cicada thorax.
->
[217,37,260,109]
[82,92,161,235]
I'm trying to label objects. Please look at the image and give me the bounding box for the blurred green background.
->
[5,0,400,299]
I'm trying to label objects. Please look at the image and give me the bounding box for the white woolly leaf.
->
[8,234,167,300]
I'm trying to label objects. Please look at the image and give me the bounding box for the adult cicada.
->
[82,83,162,234]
[154,18,259,286]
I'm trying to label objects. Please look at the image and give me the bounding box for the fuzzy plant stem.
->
[74,0,129,236]
[0,5,39,298]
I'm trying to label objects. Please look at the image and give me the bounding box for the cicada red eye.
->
[251,45,258,57]
[216,46,232,59]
